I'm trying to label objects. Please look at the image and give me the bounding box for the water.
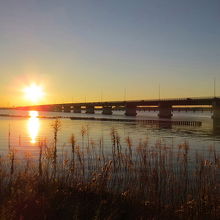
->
[0,109,219,159]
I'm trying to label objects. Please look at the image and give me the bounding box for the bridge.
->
[15,96,220,124]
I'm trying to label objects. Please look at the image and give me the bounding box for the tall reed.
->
[0,123,219,219]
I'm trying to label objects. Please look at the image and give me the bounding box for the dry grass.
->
[0,120,219,219]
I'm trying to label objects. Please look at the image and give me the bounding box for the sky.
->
[0,0,219,106]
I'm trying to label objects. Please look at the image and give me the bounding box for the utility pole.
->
[124,88,126,101]
[101,89,103,102]
[214,77,216,98]
[159,84,161,100]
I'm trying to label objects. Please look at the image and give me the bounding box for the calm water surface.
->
[0,109,219,159]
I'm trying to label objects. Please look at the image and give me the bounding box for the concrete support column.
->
[158,103,173,119]
[85,105,95,114]
[73,106,82,113]
[53,106,61,112]
[64,106,71,112]
[53,106,62,112]
[212,100,220,134]
[125,104,137,116]
[102,106,112,115]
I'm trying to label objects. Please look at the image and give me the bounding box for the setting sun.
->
[23,83,45,103]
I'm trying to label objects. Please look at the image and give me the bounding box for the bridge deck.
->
[16,97,219,109]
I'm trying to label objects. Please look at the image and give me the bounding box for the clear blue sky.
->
[0,0,219,106]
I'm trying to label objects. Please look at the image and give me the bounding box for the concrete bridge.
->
[15,96,220,127]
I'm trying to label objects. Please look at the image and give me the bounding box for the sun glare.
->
[24,83,45,103]
[29,110,39,118]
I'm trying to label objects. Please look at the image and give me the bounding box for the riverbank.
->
[0,121,219,219]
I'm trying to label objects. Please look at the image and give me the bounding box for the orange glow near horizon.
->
[23,83,45,104]
[28,111,40,144]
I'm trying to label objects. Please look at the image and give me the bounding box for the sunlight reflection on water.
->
[28,111,40,144]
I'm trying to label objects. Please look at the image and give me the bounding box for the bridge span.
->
[15,96,220,125]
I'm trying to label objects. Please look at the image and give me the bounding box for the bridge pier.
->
[53,105,61,112]
[102,106,112,115]
[158,103,173,119]
[63,106,71,112]
[73,106,82,113]
[85,105,95,114]
[125,104,137,116]
[212,100,220,134]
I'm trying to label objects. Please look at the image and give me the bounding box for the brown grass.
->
[0,120,219,219]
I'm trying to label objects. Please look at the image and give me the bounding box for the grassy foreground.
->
[0,120,219,219]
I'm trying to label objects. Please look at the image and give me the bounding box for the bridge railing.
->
[61,96,219,105]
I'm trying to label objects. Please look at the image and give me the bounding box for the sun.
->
[23,83,45,103]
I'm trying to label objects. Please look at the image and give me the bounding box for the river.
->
[0,109,219,160]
